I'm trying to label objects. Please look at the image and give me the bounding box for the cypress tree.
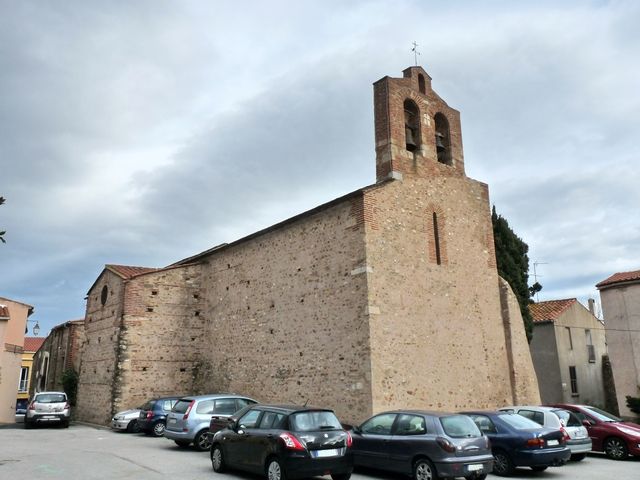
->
[492,206,535,341]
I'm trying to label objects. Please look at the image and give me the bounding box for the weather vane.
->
[411,41,421,66]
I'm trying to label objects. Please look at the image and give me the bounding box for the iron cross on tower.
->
[411,41,421,66]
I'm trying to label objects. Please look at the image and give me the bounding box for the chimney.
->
[588,298,596,315]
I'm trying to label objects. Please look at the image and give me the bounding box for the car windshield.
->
[172,399,193,414]
[583,406,620,422]
[440,415,481,438]
[35,393,66,403]
[498,413,542,430]
[290,411,342,432]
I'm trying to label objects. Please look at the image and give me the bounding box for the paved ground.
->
[0,423,638,479]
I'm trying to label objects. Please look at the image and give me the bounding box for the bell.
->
[405,126,417,151]
[435,132,446,152]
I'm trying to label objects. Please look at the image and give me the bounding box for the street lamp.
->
[25,319,41,336]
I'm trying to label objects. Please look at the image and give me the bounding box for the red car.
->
[547,404,640,460]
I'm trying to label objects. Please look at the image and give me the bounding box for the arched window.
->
[404,99,420,152]
[434,113,452,165]
[418,74,426,94]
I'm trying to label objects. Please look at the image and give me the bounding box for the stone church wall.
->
[197,198,373,424]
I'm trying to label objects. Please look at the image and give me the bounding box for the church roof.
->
[106,264,159,279]
[596,269,640,289]
[529,299,577,323]
[24,336,45,352]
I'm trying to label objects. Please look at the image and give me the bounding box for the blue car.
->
[463,411,570,476]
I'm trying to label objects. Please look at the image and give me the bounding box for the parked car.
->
[24,391,70,429]
[210,404,353,480]
[350,410,492,480]
[547,403,640,460]
[498,405,591,460]
[111,407,143,433]
[209,403,256,435]
[464,411,570,476]
[164,394,257,451]
[137,396,180,437]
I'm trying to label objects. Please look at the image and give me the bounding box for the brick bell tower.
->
[373,66,465,182]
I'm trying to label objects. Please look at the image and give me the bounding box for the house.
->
[31,319,84,400]
[75,66,540,426]
[16,336,45,411]
[597,269,640,418]
[529,299,607,406]
[0,297,33,423]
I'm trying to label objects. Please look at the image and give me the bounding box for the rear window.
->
[141,401,154,411]
[35,393,66,403]
[172,399,193,414]
[553,409,582,427]
[290,411,342,432]
[499,413,542,430]
[439,415,481,438]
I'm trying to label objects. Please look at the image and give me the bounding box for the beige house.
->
[76,66,540,426]
[597,269,640,418]
[0,297,33,423]
[529,299,607,407]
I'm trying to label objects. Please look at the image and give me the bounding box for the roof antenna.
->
[411,41,421,66]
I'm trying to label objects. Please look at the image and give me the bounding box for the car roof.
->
[500,405,555,413]
[376,409,458,417]
[34,391,67,396]
[250,404,335,414]
[177,394,256,401]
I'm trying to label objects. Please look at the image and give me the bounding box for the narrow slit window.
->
[433,212,441,265]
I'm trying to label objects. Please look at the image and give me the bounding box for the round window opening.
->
[100,285,108,306]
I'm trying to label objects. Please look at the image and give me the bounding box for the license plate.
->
[168,418,177,424]
[311,448,340,458]
[547,439,559,446]
[467,464,483,472]
[43,415,57,419]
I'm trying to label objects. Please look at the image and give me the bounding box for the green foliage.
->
[0,196,5,243]
[62,368,79,406]
[626,395,640,416]
[492,206,535,341]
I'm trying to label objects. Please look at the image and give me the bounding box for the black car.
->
[210,404,353,480]
[464,411,571,476]
[350,410,493,480]
[137,396,180,437]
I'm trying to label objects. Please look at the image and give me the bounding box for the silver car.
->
[164,394,257,451]
[25,391,70,428]
[499,405,591,460]
[111,408,142,433]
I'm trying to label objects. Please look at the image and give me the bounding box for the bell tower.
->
[373,66,465,182]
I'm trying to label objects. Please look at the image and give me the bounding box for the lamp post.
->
[25,319,41,336]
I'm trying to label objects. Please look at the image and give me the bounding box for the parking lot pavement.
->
[1,423,638,479]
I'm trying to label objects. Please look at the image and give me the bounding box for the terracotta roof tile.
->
[596,269,640,289]
[529,299,577,323]
[24,337,45,352]
[0,305,9,320]
[106,264,159,279]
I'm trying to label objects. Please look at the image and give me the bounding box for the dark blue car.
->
[137,396,180,436]
[463,411,570,476]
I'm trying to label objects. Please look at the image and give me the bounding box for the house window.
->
[18,367,29,392]
[585,329,596,363]
[569,366,578,395]
[565,327,573,350]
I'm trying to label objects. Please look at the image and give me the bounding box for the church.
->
[74,66,540,425]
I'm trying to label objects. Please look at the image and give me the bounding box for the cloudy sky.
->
[1,0,638,335]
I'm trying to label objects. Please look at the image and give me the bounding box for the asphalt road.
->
[0,423,638,479]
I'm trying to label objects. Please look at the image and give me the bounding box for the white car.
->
[111,408,142,433]
[25,391,70,428]
[499,405,591,460]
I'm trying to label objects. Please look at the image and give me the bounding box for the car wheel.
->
[126,420,141,433]
[152,421,165,437]
[604,437,628,460]
[331,474,351,480]
[211,444,226,472]
[492,450,514,476]
[530,466,547,472]
[413,458,437,480]
[194,429,212,451]
[266,457,287,480]
[570,453,586,461]
[61,421,70,429]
